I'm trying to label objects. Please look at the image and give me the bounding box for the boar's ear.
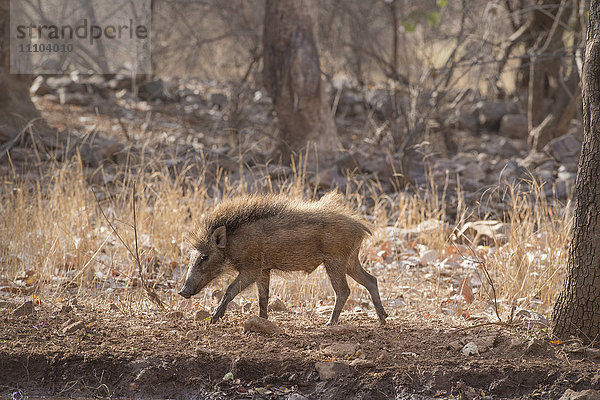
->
[213,226,227,248]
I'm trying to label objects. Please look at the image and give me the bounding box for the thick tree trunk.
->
[0,0,45,144]
[263,0,337,165]
[552,1,600,344]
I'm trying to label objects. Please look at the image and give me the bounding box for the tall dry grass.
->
[0,154,572,322]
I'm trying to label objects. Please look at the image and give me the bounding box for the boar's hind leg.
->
[257,269,271,319]
[211,271,257,323]
[324,261,351,325]
[347,255,388,324]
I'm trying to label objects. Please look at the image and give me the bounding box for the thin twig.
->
[92,185,164,309]
[450,236,502,323]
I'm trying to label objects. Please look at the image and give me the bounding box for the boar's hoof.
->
[210,307,226,323]
[178,290,192,299]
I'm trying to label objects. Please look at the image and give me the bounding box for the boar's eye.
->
[199,254,208,262]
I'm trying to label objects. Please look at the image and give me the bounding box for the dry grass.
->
[0,153,571,324]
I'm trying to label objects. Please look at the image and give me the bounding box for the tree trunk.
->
[0,0,45,144]
[527,0,580,151]
[263,0,337,165]
[552,0,600,344]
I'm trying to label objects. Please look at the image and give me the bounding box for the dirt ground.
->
[2,299,600,400]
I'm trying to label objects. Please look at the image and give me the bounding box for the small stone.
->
[287,393,309,400]
[12,300,34,316]
[195,309,211,321]
[322,343,358,357]
[227,301,241,312]
[268,298,288,312]
[325,325,357,335]
[314,361,350,380]
[244,316,280,335]
[419,249,440,265]
[62,320,85,334]
[222,371,234,381]
[109,303,120,312]
[349,359,374,368]
[559,389,600,400]
[59,303,72,314]
[461,342,479,356]
[457,220,509,245]
[166,310,184,320]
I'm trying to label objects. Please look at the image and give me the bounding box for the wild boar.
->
[178,192,388,325]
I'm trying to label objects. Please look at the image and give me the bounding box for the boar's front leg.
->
[256,269,271,319]
[211,271,257,323]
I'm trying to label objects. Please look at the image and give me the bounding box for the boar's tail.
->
[320,191,372,236]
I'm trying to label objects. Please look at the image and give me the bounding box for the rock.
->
[457,220,509,245]
[58,89,91,106]
[195,309,211,321]
[244,316,280,334]
[474,100,519,130]
[268,298,288,312]
[46,76,74,90]
[349,359,374,368]
[499,114,528,138]
[62,320,85,334]
[30,76,52,96]
[210,92,228,109]
[461,342,479,356]
[287,393,309,400]
[138,79,170,101]
[385,219,447,242]
[227,300,241,312]
[182,94,206,106]
[419,249,440,265]
[166,310,184,319]
[109,303,120,312]
[445,109,479,132]
[559,389,600,400]
[12,300,34,316]
[325,325,357,335]
[322,343,357,357]
[543,134,581,165]
[314,361,350,380]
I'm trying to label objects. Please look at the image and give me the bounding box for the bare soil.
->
[2,301,600,399]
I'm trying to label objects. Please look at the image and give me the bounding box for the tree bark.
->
[552,0,600,344]
[263,0,337,165]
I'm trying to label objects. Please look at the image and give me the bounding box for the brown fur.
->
[180,192,386,325]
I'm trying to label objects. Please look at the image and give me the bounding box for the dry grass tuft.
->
[0,154,572,324]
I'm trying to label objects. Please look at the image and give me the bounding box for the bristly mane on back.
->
[191,194,289,249]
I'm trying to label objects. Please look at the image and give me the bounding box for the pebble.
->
[244,316,280,335]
